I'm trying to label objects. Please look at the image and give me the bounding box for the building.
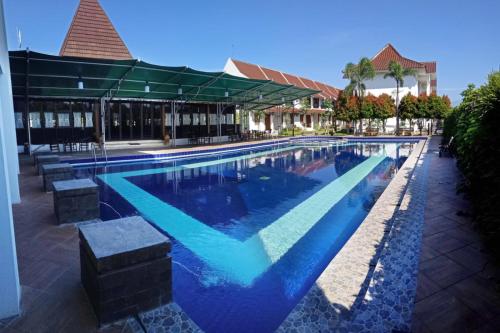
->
[364,44,437,132]
[10,0,315,151]
[224,58,340,133]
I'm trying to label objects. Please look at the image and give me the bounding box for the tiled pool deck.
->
[1,136,499,332]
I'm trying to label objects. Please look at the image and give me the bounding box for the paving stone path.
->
[411,137,500,333]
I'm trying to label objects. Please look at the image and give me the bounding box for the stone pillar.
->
[41,163,73,192]
[79,216,172,325]
[53,178,99,224]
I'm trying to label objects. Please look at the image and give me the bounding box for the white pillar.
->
[0,0,21,318]
[0,0,19,203]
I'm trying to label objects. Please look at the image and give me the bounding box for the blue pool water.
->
[74,141,414,332]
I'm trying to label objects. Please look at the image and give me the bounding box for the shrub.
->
[444,72,500,257]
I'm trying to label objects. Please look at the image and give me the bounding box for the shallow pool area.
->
[74,140,415,332]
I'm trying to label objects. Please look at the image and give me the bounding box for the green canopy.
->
[9,51,318,111]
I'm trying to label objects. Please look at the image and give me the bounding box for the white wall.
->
[364,74,419,99]
[0,0,21,319]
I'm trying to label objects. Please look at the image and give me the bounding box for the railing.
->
[90,142,108,166]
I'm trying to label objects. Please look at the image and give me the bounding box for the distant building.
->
[364,44,437,133]
[366,43,437,98]
[224,58,340,132]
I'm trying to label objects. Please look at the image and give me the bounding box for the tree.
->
[416,93,429,134]
[376,93,396,132]
[399,93,418,132]
[321,99,334,132]
[384,60,417,135]
[343,57,375,134]
[335,92,351,131]
[253,109,265,130]
[427,93,452,133]
[299,97,311,128]
[361,94,378,128]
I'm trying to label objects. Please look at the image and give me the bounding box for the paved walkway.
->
[412,137,500,332]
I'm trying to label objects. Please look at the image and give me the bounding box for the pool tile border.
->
[277,138,429,332]
[65,136,425,166]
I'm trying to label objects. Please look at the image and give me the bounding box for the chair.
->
[50,142,60,153]
[63,140,74,153]
[79,138,90,152]
[439,136,454,157]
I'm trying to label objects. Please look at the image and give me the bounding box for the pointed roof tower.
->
[59,0,132,60]
[371,44,425,71]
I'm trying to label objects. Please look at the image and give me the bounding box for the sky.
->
[4,0,500,104]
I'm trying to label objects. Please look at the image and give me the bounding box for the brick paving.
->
[411,137,500,333]
[0,156,133,333]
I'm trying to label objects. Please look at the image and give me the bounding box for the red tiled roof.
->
[60,0,132,60]
[282,73,308,89]
[230,59,340,100]
[260,67,289,85]
[231,59,268,80]
[423,61,437,73]
[371,44,435,72]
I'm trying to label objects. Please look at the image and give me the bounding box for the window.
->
[313,98,320,109]
[182,113,191,125]
[193,113,200,125]
[29,112,42,128]
[73,112,82,128]
[15,112,24,128]
[209,114,217,125]
[58,113,70,127]
[85,112,94,127]
[200,113,207,125]
[44,112,55,128]
[226,114,234,125]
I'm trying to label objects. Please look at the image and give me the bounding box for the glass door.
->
[121,103,132,140]
[131,103,142,139]
[143,103,153,139]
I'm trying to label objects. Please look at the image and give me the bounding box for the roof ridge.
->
[256,64,270,80]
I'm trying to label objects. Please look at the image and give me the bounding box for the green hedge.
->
[443,72,500,257]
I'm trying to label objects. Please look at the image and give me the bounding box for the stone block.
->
[36,155,60,175]
[42,163,73,192]
[53,178,99,224]
[33,151,52,166]
[78,216,172,325]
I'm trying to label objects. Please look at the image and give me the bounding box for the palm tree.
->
[343,58,375,134]
[384,61,417,135]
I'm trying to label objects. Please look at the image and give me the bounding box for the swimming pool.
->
[74,140,415,332]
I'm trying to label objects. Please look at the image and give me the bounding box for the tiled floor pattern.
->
[411,138,500,333]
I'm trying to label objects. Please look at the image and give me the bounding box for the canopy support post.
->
[171,101,176,147]
[24,49,31,155]
[100,96,106,146]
